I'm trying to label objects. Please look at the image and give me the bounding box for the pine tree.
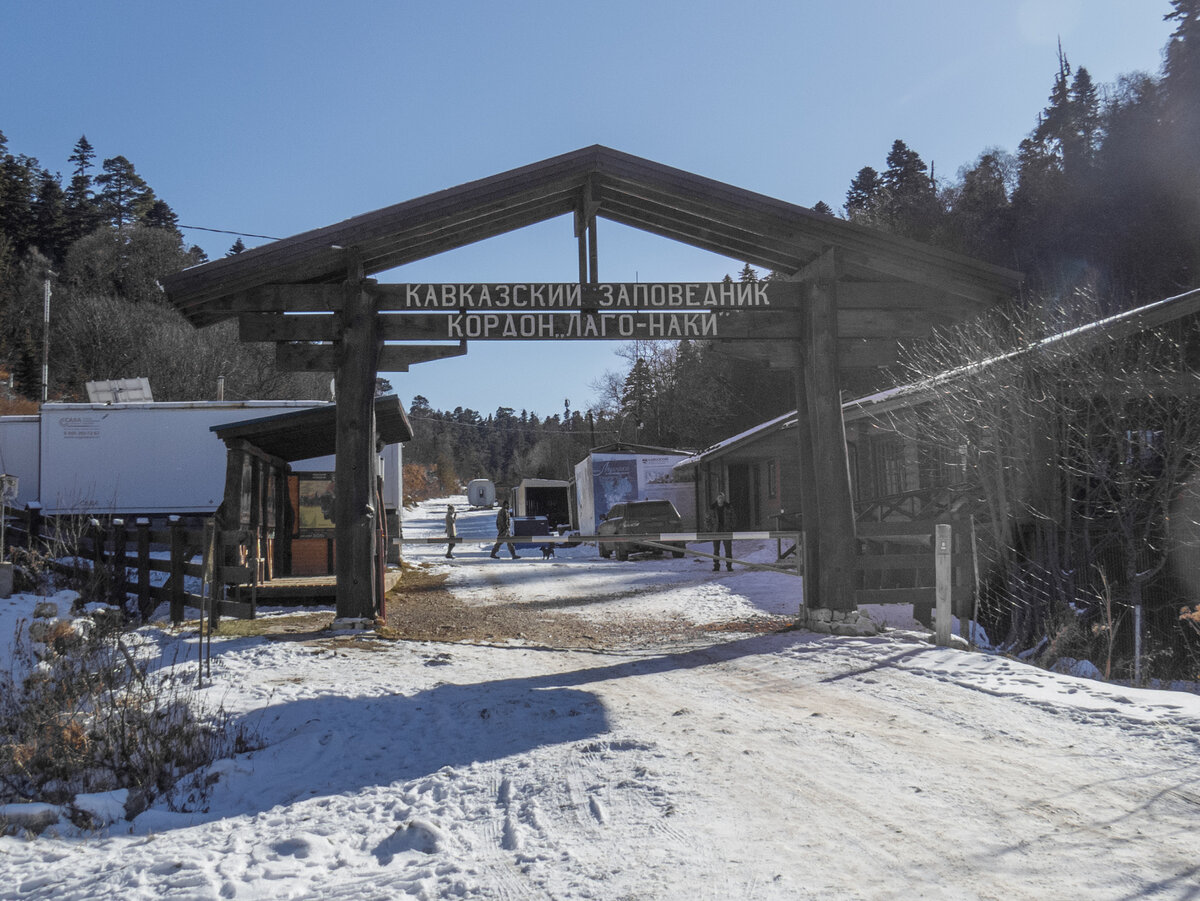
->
[227,237,247,256]
[64,135,99,242]
[881,139,941,241]
[619,357,654,440]
[95,155,153,228]
[942,150,1014,265]
[32,169,68,262]
[845,166,883,223]
[1162,0,1200,286]
[0,150,38,254]
[140,198,179,234]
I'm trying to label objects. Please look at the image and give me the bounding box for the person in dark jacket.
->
[710,492,733,571]
[490,504,520,559]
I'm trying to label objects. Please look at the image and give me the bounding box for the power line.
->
[178,224,282,241]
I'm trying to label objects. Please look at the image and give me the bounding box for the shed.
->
[210,395,412,586]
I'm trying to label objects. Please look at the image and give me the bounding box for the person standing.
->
[490,504,519,559]
[710,492,733,572]
[444,504,457,558]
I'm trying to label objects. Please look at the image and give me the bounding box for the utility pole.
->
[41,271,56,403]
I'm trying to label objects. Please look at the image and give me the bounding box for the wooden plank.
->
[857,521,941,537]
[370,281,797,311]
[836,308,954,338]
[240,313,338,342]
[383,311,797,341]
[247,284,346,312]
[275,342,468,373]
[274,343,337,372]
[855,586,973,605]
[837,282,989,313]
[217,600,255,620]
[855,553,974,570]
[220,564,256,583]
[793,365,819,609]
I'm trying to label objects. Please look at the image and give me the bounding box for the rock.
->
[0,803,61,835]
[33,601,59,619]
[27,620,51,643]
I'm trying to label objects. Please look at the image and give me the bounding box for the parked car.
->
[597,500,687,561]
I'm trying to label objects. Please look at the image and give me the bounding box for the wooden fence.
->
[2,505,258,624]
[855,518,977,645]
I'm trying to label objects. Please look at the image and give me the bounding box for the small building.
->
[210,395,412,579]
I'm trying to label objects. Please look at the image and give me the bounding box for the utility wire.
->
[178,224,282,241]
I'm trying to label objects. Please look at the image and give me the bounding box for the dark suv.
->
[597,500,686,561]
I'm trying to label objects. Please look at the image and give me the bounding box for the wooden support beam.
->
[333,261,381,620]
[793,356,820,612]
[802,249,858,612]
[275,342,467,372]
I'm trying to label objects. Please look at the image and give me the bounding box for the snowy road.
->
[2,496,1199,898]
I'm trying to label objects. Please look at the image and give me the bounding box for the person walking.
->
[444,504,458,558]
[490,504,520,559]
[710,492,733,572]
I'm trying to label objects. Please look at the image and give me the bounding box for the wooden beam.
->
[275,342,469,372]
[792,346,820,611]
[802,249,857,612]
[333,262,381,621]
[241,314,337,342]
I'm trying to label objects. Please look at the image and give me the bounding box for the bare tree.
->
[883,289,1200,679]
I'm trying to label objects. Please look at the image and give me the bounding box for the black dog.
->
[539,544,555,559]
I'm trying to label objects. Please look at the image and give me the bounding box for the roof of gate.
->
[161,145,1021,326]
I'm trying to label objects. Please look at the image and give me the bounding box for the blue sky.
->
[0,0,1177,417]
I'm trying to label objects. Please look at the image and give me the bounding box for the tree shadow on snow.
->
[132,630,829,832]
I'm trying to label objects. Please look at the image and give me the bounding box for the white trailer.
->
[467,479,496,508]
[574,449,696,533]
[513,478,571,529]
[0,401,345,516]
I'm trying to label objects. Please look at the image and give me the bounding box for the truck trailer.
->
[512,478,572,531]
[0,401,402,518]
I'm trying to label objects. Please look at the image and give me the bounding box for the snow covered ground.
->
[2,496,1199,899]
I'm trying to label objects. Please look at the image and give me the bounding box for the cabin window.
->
[878,437,907,497]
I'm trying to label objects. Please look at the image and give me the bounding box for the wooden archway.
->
[163,146,1020,620]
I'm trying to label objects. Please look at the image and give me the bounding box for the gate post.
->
[333,259,382,622]
[802,249,857,612]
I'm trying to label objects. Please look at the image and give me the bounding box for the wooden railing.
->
[855,518,977,646]
[2,505,259,624]
[855,483,978,524]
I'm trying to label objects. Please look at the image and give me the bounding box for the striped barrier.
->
[397,531,800,544]
[397,532,804,576]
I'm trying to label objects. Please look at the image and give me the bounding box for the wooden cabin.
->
[210,395,412,602]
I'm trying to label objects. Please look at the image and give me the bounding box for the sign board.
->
[378,281,794,311]
[295,471,335,537]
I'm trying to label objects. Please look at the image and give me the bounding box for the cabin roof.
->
[211,394,412,462]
